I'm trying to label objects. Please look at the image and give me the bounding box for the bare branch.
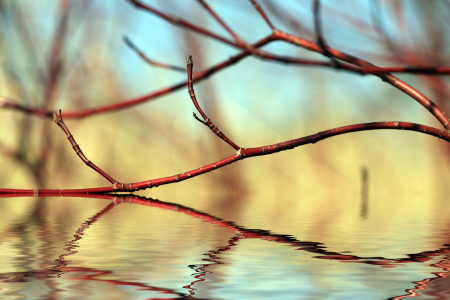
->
[2,119,450,195]
[248,0,276,30]
[187,55,241,150]
[313,0,341,68]
[53,109,118,185]
[127,0,237,48]
[196,0,245,45]
[123,36,187,73]
[274,31,450,130]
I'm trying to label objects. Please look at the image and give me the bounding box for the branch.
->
[127,0,237,48]
[313,0,341,68]
[2,119,450,196]
[52,110,118,185]
[123,36,188,73]
[3,3,449,120]
[187,55,240,150]
[273,30,450,130]
[0,36,279,118]
[248,0,276,30]
[126,0,450,131]
[125,0,450,133]
[196,0,245,45]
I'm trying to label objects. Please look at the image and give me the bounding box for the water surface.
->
[0,193,449,299]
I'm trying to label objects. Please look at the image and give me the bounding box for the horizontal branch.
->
[0,35,277,119]
[1,121,449,196]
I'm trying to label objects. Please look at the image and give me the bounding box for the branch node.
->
[193,112,206,124]
[53,109,62,122]
[313,0,341,69]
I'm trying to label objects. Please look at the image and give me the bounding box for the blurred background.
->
[1,1,450,298]
[1,0,450,200]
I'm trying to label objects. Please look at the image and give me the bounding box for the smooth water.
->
[0,194,449,300]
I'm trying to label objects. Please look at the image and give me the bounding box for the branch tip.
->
[187,55,193,65]
[123,36,138,52]
[53,109,62,122]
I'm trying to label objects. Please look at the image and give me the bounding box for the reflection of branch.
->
[27,194,450,267]
[52,201,119,276]
[390,256,450,299]
[184,235,241,298]
[0,267,188,299]
[2,193,450,298]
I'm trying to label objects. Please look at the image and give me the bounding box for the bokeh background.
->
[1,1,450,298]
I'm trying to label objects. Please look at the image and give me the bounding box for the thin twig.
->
[196,0,245,46]
[248,0,276,30]
[127,0,237,47]
[123,36,187,73]
[187,55,240,150]
[313,0,341,68]
[53,109,118,185]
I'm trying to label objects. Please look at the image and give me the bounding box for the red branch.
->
[187,55,240,150]
[2,58,450,194]
[2,1,450,121]
[1,119,450,195]
[53,110,118,185]
[2,2,450,194]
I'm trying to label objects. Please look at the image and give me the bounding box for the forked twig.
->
[187,55,240,150]
[2,1,450,121]
[3,3,450,195]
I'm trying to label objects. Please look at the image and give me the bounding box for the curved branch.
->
[1,120,449,196]
[274,30,450,130]
[187,55,240,150]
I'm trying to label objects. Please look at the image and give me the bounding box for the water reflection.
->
[0,194,449,299]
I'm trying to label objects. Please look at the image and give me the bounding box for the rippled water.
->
[0,194,449,300]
